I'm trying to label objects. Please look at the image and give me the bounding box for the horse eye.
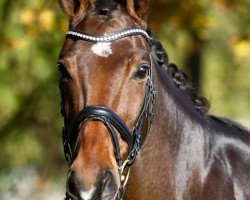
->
[99,8,109,15]
[57,63,70,80]
[134,65,150,79]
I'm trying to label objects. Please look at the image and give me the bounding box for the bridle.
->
[61,28,156,200]
[60,28,156,200]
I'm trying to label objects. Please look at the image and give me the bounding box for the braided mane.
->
[148,36,250,135]
[150,38,210,114]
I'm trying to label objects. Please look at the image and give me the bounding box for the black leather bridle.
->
[60,28,156,200]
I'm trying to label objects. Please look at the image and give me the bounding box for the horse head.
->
[58,0,154,199]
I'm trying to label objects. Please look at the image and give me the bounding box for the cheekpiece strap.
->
[66,28,151,43]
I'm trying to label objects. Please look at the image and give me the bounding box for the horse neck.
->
[152,63,207,159]
[125,64,208,199]
[140,62,208,177]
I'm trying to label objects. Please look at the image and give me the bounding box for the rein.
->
[60,28,156,200]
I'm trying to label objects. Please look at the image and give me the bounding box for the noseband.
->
[60,28,156,200]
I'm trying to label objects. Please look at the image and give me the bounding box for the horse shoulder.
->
[201,122,250,199]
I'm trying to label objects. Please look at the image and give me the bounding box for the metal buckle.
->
[120,159,132,188]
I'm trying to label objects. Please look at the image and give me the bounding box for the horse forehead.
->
[89,41,147,58]
[60,40,150,79]
[91,42,113,58]
[61,38,137,59]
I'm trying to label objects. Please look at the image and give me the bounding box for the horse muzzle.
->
[64,106,134,200]
[66,169,119,200]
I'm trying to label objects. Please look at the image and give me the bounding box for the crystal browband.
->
[66,28,151,43]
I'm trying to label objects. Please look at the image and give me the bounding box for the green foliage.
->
[0,0,67,174]
[150,0,250,126]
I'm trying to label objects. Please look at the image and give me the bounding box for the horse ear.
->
[126,0,150,27]
[58,0,89,18]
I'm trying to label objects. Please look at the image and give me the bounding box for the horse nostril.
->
[103,171,112,182]
[66,170,82,199]
[98,171,118,199]
[66,170,119,200]
[101,171,111,190]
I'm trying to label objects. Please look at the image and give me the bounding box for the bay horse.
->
[57,0,250,199]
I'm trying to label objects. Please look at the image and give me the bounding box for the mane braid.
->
[150,38,210,114]
[148,36,250,134]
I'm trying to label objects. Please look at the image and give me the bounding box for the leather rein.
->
[60,28,156,199]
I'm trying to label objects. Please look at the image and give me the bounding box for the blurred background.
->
[0,0,249,199]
